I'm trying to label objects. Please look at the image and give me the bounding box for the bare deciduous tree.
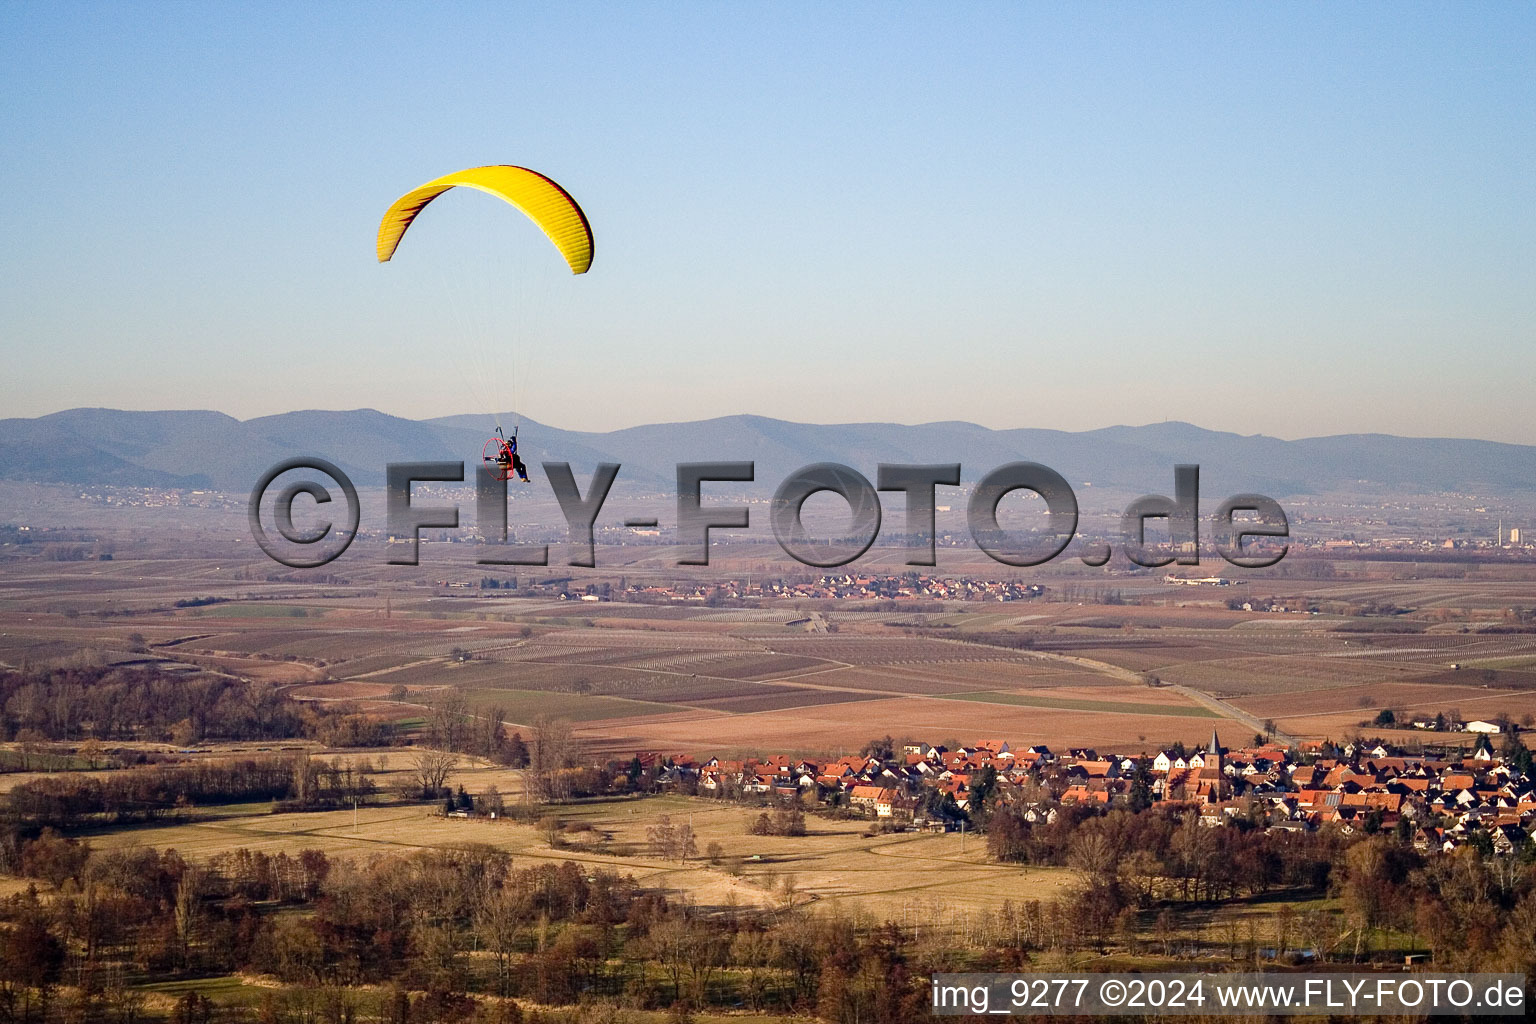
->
[528,716,577,802]
[409,749,458,798]
[428,692,471,753]
[646,814,698,863]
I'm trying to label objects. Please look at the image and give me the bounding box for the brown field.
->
[1054,610,1252,630]
[784,666,989,695]
[288,680,399,701]
[1233,681,1521,718]
[942,691,1219,719]
[173,655,324,684]
[763,636,1037,665]
[682,689,885,714]
[1045,647,1183,672]
[82,791,1071,919]
[364,660,550,688]
[580,696,1222,757]
[513,628,757,651]
[452,687,689,723]
[7,531,1536,753]
[1153,654,1419,696]
[953,662,1142,688]
[332,653,431,677]
[999,683,1207,707]
[1411,666,1536,689]
[630,680,817,705]
[1090,642,1279,667]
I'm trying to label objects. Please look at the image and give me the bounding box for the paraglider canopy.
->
[376,165,594,274]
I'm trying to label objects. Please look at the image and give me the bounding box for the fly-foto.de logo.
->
[248,458,1288,572]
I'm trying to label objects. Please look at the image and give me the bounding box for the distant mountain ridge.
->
[1,407,1534,498]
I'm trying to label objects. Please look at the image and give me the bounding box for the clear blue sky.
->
[3,3,1533,441]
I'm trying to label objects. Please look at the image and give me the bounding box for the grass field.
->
[1463,655,1536,670]
[81,792,1071,920]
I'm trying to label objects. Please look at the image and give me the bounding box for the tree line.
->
[1,755,377,832]
[0,665,392,749]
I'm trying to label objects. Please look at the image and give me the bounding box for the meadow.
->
[81,785,1073,921]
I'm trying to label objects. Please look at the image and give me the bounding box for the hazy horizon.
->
[14,402,1536,450]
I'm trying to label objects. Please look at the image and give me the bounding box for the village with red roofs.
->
[637,729,1536,856]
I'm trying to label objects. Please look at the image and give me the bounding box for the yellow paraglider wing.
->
[376,165,594,274]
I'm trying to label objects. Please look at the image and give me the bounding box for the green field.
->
[1463,655,1536,671]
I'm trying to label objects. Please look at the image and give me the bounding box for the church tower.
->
[1207,729,1225,801]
